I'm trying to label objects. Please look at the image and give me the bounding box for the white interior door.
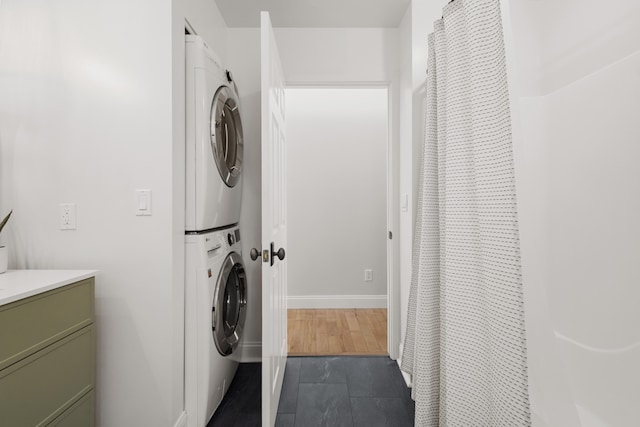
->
[260,11,287,427]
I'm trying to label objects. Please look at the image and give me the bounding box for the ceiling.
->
[214,0,412,28]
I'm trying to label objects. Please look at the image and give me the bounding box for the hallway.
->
[288,309,387,356]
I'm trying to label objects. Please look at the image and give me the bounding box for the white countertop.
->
[0,270,98,306]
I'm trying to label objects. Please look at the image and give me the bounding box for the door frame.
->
[283,81,400,359]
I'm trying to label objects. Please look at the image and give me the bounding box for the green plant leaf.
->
[0,210,12,234]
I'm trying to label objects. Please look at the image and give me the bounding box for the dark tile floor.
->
[209,356,414,427]
[208,363,261,427]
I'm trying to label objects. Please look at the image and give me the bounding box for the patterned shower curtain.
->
[401,0,531,425]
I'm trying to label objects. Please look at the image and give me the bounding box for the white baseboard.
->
[236,340,261,363]
[287,294,387,309]
[173,412,187,427]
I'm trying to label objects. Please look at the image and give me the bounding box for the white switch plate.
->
[136,189,152,216]
[364,269,373,282]
[401,194,409,212]
[59,203,77,230]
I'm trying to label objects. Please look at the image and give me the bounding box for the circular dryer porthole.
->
[212,252,247,356]
[210,86,244,188]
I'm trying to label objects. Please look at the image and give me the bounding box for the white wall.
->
[0,1,228,426]
[285,88,388,308]
[181,0,229,63]
[397,4,413,360]
[270,28,398,83]
[0,1,174,425]
[226,28,263,362]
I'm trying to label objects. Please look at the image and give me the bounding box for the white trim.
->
[397,340,412,388]
[287,294,387,309]
[236,340,262,363]
[173,412,187,427]
[282,81,398,359]
[285,81,392,89]
[386,78,400,361]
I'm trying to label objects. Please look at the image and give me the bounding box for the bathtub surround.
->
[402,0,530,425]
[507,1,640,425]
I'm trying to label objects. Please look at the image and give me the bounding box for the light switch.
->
[401,193,409,212]
[136,189,152,216]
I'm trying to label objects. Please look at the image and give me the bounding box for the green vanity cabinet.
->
[0,277,95,427]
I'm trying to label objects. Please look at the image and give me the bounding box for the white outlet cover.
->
[59,203,77,230]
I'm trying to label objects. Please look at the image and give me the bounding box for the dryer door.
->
[212,251,247,356]
[210,86,244,188]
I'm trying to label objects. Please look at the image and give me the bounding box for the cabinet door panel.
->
[0,278,94,370]
[47,390,95,427]
[0,325,95,427]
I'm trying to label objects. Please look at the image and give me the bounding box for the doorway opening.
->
[284,86,390,356]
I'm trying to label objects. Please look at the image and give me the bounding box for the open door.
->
[260,11,288,427]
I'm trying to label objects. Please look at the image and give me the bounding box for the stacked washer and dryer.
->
[184,35,247,427]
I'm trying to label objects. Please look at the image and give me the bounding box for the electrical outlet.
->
[364,269,373,282]
[59,203,77,230]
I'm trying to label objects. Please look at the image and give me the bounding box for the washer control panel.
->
[226,228,241,248]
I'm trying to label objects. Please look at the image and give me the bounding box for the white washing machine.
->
[185,225,247,426]
[186,35,244,232]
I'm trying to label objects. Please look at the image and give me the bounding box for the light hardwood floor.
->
[287,309,387,356]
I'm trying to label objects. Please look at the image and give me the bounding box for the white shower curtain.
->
[402,0,530,426]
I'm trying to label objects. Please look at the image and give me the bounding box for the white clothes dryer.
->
[185,225,247,426]
[185,35,244,232]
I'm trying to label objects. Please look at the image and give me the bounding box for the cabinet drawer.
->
[47,389,95,427]
[0,325,95,427]
[0,278,94,370]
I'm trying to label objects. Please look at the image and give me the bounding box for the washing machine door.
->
[212,251,247,356]
[210,86,243,188]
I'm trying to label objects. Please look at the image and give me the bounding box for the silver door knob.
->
[250,248,260,261]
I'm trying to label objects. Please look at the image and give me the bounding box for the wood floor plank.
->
[341,330,356,353]
[351,332,369,353]
[288,308,387,356]
[328,335,343,353]
[345,311,360,331]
